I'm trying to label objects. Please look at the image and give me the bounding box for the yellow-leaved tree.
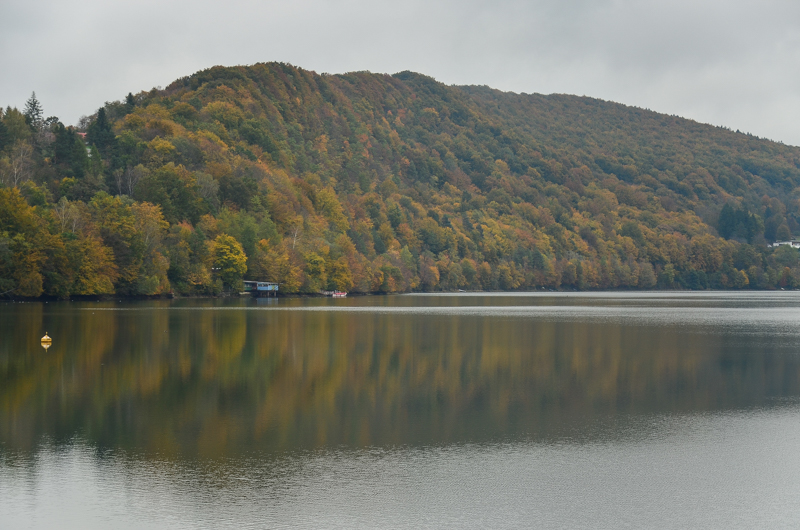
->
[249,239,303,293]
[212,234,247,290]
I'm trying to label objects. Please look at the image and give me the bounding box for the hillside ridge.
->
[2,61,800,298]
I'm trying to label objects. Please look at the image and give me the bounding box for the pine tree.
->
[125,93,136,114]
[0,120,10,152]
[23,92,43,130]
[53,123,89,178]
[87,107,116,155]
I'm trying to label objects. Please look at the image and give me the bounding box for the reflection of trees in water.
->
[0,303,119,447]
[2,303,800,455]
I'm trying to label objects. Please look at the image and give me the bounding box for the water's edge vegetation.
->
[3,63,800,299]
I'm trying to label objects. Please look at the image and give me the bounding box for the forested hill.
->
[3,62,800,298]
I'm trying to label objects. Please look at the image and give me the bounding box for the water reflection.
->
[2,294,800,456]
[3,406,800,530]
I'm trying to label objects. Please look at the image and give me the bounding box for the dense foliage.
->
[3,63,800,297]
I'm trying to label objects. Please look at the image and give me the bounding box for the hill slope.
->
[2,62,800,297]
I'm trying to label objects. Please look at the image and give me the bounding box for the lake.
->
[2,292,800,528]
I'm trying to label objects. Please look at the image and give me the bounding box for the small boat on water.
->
[41,332,52,343]
[321,290,348,298]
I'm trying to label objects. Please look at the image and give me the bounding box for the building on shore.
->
[242,281,279,297]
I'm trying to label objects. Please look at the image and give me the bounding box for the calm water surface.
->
[2,292,800,528]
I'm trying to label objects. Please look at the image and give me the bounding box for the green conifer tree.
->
[125,93,136,114]
[87,108,116,156]
[23,92,43,130]
[53,123,89,178]
[0,120,9,152]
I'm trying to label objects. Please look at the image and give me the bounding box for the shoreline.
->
[2,287,798,303]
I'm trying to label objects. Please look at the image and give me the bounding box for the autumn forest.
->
[3,62,800,298]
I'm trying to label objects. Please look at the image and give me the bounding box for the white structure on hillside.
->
[769,240,800,248]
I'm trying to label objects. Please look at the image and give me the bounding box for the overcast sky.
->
[2,0,799,144]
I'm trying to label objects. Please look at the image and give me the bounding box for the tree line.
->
[3,64,800,298]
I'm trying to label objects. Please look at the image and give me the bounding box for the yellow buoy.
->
[41,332,52,343]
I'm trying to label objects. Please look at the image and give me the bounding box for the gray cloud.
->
[2,0,799,144]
